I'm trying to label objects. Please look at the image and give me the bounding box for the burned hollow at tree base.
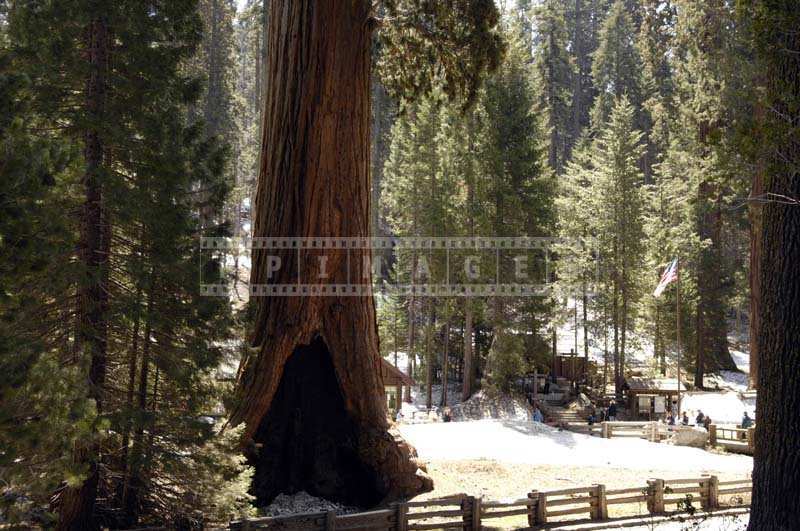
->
[248,337,384,508]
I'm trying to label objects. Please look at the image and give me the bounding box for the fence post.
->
[747,427,755,453]
[325,510,336,530]
[395,502,407,531]
[527,490,537,527]
[709,424,717,446]
[601,421,610,438]
[647,479,665,514]
[471,496,482,531]
[705,475,719,510]
[593,484,608,520]
[537,491,548,524]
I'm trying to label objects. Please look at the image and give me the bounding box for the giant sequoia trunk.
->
[230,0,431,508]
[694,182,736,388]
[749,6,800,528]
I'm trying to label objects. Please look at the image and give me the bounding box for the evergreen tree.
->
[2,2,251,527]
[591,0,646,129]
[532,0,575,173]
[568,96,646,397]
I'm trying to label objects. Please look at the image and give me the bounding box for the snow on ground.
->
[728,348,750,373]
[624,513,748,530]
[680,392,755,425]
[399,419,752,474]
[398,383,464,423]
[704,371,750,393]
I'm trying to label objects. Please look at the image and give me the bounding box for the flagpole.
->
[676,258,682,413]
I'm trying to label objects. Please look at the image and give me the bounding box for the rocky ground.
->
[262,491,359,517]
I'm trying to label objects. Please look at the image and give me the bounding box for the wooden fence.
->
[709,424,755,454]
[228,475,751,530]
[565,421,669,442]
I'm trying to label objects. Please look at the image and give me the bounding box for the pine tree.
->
[670,0,741,383]
[532,0,576,173]
[2,2,251,527]
[570,96,646,398]
[591,0,646,130]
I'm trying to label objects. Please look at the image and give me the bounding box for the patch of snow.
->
[728,349,750,373]
[398,383,465,423]
[627,512,748,530]
[399,419,752,474]
[449,391,531,422]
[704,371,750,393]
[680,392,755,426]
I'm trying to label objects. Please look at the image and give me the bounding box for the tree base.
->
[248,338,431,508]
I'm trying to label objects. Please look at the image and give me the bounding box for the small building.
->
[552,353,597,383]
[627,377,687,419]
[381,358,414,415]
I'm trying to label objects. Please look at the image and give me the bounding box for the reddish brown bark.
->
[231,0,430,507]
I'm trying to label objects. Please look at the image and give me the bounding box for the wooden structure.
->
[552,353,595,382]
[627,378,686,419]
[709,423,756,455]
[381,358,414,414]
[229,475,751,530]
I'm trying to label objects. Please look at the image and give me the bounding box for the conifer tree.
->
[532,0,576,173]
[2,2,251,527]
[591,0,646,129]
[568,96,646,397]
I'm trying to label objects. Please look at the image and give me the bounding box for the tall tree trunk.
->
[230,0,430,507]
[124,277,154,524]
[748,4,800,527]
[57,13,110,531]
[463,304,474,401]
[748,107,764,389]
[582,284,588,383]
[425,301,435,409]
[405,251,418,403]
[119,278,142,520]
[440,312,450,407]
[613,277,620,400]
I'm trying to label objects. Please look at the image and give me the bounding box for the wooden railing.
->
[228,475,751,530]
[709,424,755,454]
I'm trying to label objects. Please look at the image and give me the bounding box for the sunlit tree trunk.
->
[231,0,431,507]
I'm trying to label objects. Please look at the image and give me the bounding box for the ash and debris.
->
[263,491,360,517]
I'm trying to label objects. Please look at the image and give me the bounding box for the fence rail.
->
[709,424,755,454]
[228,475,751,530]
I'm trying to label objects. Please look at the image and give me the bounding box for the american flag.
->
[653,258,678,297]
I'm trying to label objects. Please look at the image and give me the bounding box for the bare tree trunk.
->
[440,312,450,407]
[463,304,474,401]
[406,251,417,402]
[57,14,110,531]
[582,284,588,383]
[124,276,154,524]
[748,109,764,389]
[425,301,435,410]
[231,0,430,507]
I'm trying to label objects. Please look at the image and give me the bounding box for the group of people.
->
[663,409,754,430]
[587,403,618,425]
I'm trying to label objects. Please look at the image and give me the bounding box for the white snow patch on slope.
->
[680,392,755,425]
[399,419,752,474]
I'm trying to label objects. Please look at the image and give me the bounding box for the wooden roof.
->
[628,377,687,392]
[381,358,414,387]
